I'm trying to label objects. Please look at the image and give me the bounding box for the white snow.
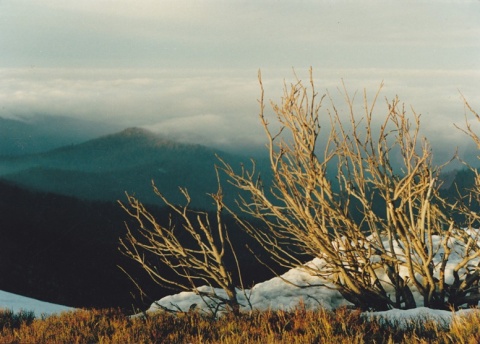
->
[147,260,349,315]
[0,290,73,317]
[147,233,480,327]
[362,307,475,329]
[147,264,479,328]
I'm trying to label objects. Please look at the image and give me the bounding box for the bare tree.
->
[220,69,480,310]
[119,171,244,316]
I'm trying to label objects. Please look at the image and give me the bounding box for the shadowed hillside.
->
[0,127,266,210]
[0,180,274,312]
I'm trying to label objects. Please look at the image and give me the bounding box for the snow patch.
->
[147,233,480,327]
[0,290,73,316]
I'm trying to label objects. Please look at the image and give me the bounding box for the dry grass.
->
[0,306,478,343]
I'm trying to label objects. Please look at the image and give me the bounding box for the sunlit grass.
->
[0,306,478,343]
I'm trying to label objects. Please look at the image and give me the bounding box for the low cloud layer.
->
[0,67,478,167]
[0,68,264,152]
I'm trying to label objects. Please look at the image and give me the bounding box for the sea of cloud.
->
[0,67,479,164]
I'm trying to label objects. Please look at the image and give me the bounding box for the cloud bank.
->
[0,67,478,165]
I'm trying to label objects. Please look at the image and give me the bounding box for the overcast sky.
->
[0,0,479,163]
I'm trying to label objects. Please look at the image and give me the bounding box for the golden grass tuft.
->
[0,306,478,343]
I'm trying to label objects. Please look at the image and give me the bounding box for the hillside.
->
[0,127,264,209]
[2,124,471,211]
[0,180,273,312]
[0,180,154,310]
[0,127,278,311]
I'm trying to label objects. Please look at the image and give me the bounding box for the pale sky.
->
[0,0,479,163]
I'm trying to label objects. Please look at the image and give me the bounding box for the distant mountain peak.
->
[107,127,180,148]
[109,127,211,151]
[118,127,152,137]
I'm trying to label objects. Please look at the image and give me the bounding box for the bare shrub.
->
[120,70,480,312]
[220,69,480,310]
[119,171,244,316]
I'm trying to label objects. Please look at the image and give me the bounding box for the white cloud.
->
[0,67,477,163]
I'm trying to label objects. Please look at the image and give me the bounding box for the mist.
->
[0,67,478,168]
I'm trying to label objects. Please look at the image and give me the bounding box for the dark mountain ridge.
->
[0,127,262,209]
[0,123,475,212]
[0,127,211,171]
